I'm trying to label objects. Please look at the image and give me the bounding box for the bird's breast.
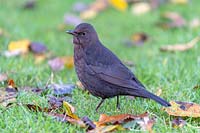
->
[74,45,86,82]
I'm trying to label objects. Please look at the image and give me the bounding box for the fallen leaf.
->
[158,12,186,29]
[170,0,188,4]
[8,39,30,54]
[63,101,79,120]
[80,0,108,19]
[61,56,74,69]
[189,18,200,29]
[88,125,124,133]
[34,54,46,64]
[64,14,83,26]
[48,113,85,127]
[172,117,186,128]
[160,36,200,52]
[131,32,149,46]
[48,96,66,109]
[131,2,151,15]
[72,2,88,13]
[23,0,36,9]
[135,115,155,132]
[0,73,8,82]
[20,86,44,95]
[29,42,47,54]
[164,101,200,117]
[48,83,75,96]
[0,85,18,107]
[109,0,127,11]
[96,112,154,132]
[2,50,21,57]
[48,57,65,71]
[82,116,96,131]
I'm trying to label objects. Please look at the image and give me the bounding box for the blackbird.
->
[67,23,171,111]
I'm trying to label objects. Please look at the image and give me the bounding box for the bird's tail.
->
[129,89,171,107]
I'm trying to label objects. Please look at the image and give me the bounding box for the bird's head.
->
[66,23,99,46]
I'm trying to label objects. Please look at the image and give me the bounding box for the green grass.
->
[0,0,200,132]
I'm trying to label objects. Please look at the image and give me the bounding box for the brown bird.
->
[67,23,171,111]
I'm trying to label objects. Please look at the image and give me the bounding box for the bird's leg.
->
[116,96,120,110]
[96,99,105,112]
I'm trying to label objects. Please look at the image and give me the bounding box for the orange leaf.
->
[163,101,200,117]
[96,112,148,126]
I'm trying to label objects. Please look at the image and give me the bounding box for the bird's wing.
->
[88,63,146,89]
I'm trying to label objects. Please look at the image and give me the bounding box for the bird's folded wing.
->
[88,64,145,89]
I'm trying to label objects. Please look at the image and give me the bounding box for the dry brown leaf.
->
[131,2,151,15]
[158,12,186,29]
[172,117,186,128]
[0,73,8,82]
[163,101,200,117]
[109,0,127,11]
[8,39,30,54]
[87,125,124,133]
[160,36,200,52]
[80,0,108,19]
[76,81,85,89]
[97,112,147,126]
[131,32,149,46]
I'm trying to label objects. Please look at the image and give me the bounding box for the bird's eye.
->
[79,32,85,36]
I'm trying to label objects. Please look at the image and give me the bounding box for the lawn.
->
[0,0,200,132]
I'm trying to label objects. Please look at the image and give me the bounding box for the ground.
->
[0,0,200,132]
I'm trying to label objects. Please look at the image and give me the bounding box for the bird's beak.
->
[66,30,75,36]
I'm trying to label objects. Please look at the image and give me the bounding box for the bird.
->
[66,23,171,111]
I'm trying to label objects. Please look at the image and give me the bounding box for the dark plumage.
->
[67,23,171,111]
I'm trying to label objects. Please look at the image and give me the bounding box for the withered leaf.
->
[87,125,124,133]
[23,0,36,9]
[29,42,47,54]
[48,113,85,127]
[80,0,108,19]
[172,117,186,128]
[82,116,96,131]
[160,36,200,52]
[73,2,88,13]
[164,101,200,117]
[0,73,8,82]
[48,57,64,71]
[64,14,83,26]
[158,12,186,29]
[48,83,75,96]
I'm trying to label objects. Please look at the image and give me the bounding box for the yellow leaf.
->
[163,101,200,117]
[63,101,79,120]
[8,39,30,53]
[61,56,74,69]
[88,125,124,133]
[109,0,127,11]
